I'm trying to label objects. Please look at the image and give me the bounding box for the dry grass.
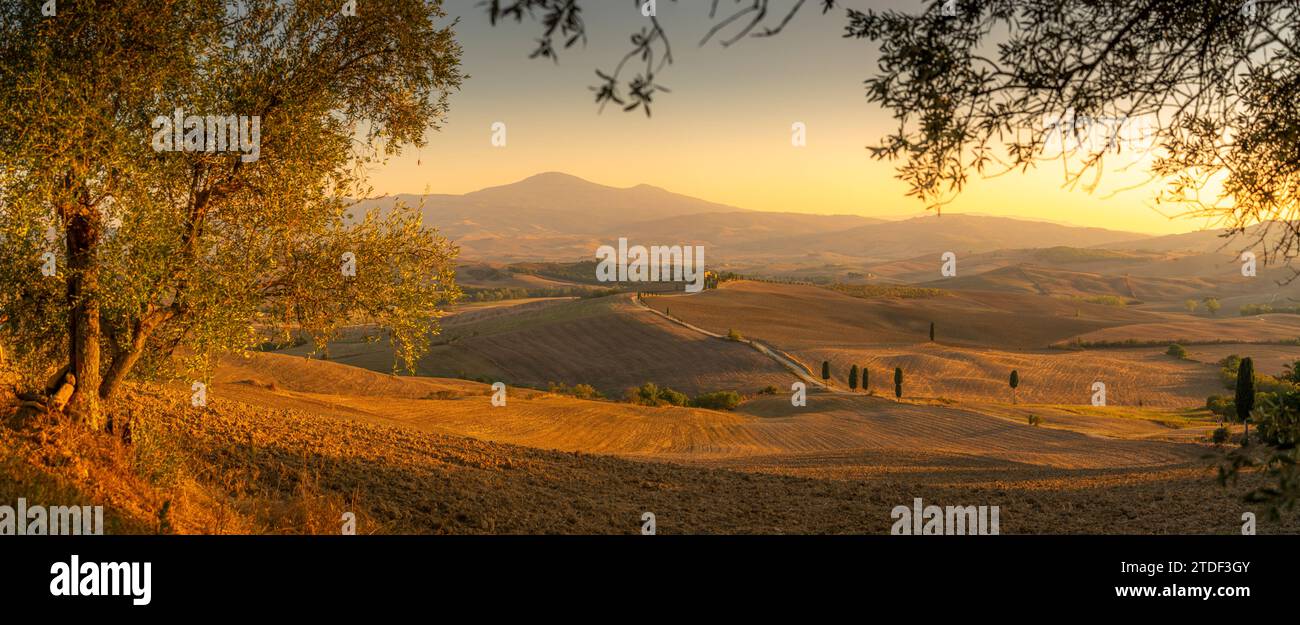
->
[2,378,1296,534]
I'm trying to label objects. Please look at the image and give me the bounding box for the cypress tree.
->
[894,367,903,398]
[1235,357,1255,441]
[849,364,859,390]
[821,361,830,381]
[929,321,935,342]
[1009,370,1020,404]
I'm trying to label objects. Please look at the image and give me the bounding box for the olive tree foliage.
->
[0,0,465,429]
[483,0,839,116]
[844,0,1300,255]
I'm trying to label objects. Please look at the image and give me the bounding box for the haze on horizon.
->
[362,0,1228,237]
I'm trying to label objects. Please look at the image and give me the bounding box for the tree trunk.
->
[99,311,168,401]
[64,205,104,430]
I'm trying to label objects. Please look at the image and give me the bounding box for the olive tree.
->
[0,1,465,429]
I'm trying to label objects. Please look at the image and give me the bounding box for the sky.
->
[365,0,1222,236]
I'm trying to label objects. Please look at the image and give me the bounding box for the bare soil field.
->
[279,295,795,397]
[3,341,1289,534]
[1185,343,1300,377]
[638,281,1227,406]
[804,344,1220,407]
[1059,315,1300,346]
[215,353,1205,469]
[10,274,1293,536]
[923,263,1218,301]
[643,280,1163,349]
[8,384,1287,534]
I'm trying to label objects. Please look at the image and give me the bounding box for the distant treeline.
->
[459,378,773,412]
[467,261,742,291]
[463,285,619,302]
[1069,294,1131,307]
[1239,303,1300,316]
[827,283,945,300]
[1056,337,1300,350]
[509,260,605,285]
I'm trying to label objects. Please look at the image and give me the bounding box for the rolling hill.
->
[923,264,1218,301]
[1097,221,1293,254]
[730,214,1150,263]
[277,295,795,397]
[643,280,1164,350]
[355,172,882,261]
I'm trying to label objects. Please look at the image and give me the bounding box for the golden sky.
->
[366,1,1220,236]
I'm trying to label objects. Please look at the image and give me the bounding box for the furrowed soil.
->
[4,383,1290,534]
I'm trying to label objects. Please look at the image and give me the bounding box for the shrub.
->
[726,328,743,341]
[571,384,603,399]
[628,382,688,407]
[548,382,604,400]
[758,385,780,395]
[1211,426,1230,446]
[1206,395,1237,421]
[691,391,742,411]
[1254,391,1300,449]
[1218,354,1242,388]
[1166,343,1188,359]
[658,387,690,407]
[1027,414,1042,427]
[629,383,661,406]
[1074,294,1128,306]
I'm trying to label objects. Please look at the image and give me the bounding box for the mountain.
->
[1097,221,1289,254]
[358,173,1254,267]
[732,214,1150,263]
[357,172,883,261]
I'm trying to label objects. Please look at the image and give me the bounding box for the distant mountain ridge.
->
[357,172,885,261]
[358,172,1256,265]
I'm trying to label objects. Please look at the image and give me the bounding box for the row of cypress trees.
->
[820,361,906,398]
[820,360,1021,402]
